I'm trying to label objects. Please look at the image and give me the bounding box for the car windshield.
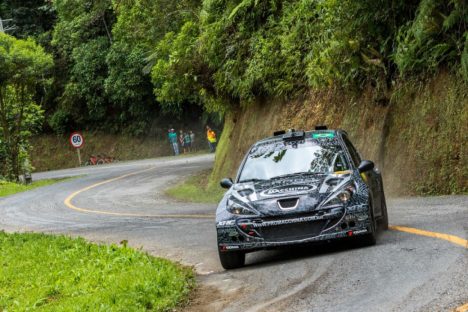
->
[238,140,350,182]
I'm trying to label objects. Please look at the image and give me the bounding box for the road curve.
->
[0,154,466,312]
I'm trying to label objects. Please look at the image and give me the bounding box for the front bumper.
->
[217,204,372,252]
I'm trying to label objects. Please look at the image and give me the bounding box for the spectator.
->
[168,129,179,156]
[179,130,186,154]
[184,132,192,153]
[206,126,217,153]
[189,131,195,151]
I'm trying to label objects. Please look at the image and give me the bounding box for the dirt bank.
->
[209,72,467,196]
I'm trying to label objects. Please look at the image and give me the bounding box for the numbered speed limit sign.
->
[70,132,84,166]
[69,132,84,149]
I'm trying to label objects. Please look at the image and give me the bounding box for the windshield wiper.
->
[238,178,268,183]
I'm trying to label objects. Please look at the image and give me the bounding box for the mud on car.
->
[216,127,388,269]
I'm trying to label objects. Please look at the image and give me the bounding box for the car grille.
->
[258,220,328,242]
[277,198,299,210]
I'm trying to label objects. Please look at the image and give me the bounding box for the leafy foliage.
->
[51,0,114,131]
[105,42,154,135]
[151,22,204,113]
[151,0,465,112]
[0,0,56,42]
[394,0,467,77]
[48,0,205,133]
[0,33,53,180]
[2,0,466,134]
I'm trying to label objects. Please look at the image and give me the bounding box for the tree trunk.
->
[10,144,19,182]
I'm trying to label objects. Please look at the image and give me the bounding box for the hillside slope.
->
[209,72,467,196]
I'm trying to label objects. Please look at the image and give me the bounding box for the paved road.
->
[0,155,466,312]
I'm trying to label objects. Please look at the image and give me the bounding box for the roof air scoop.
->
[315,125,328,130]
[283,131,305,142]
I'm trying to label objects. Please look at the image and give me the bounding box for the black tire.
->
[380,193,389,230]
[361,231,376,246]
[96,159,105,165]
[218,250,245,270]
[361,200,377,246]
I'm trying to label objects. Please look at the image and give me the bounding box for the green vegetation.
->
[0,178,71,197]
[166,169,226,203]
[0,232,194,311]
[153,0,467,110]
[2,0,465,127]
[1,0,466,194]
[0,32,53,181]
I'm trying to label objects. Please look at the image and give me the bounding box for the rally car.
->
[216,127,388,269]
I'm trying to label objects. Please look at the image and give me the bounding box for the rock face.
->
[209,71,467,196]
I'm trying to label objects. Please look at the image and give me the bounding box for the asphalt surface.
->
[0,154,466,312]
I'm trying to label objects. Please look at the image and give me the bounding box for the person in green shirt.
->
[184,132,192,153]
[167,129,179,155]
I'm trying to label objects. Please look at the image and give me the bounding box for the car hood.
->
[230,172,355,216]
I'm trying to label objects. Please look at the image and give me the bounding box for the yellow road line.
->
[454,303,468,312]
[389,225,468,249]
[64,166,213,219]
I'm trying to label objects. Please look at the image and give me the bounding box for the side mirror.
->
[358,160,374,173]
[220,178,233,189]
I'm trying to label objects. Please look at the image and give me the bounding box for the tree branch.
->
[102,12,113,44]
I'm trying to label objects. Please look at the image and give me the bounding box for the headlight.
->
[320,184,355,208]
[337,190,352,203]
[226,198,257,215]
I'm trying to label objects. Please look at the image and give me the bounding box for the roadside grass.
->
[0,232,194,311]
[166,169,226,204]
[0,178,73,198]
[31,131,211,172]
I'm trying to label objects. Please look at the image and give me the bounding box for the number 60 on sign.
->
[69,132,84,149]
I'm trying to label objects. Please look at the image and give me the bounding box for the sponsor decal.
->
[261,184,316,196]
[217,220,236,227]
[249,214,341,228]
[352,229,368,234]
[225,245,240,250]
[312,132,335,139]
[347,205,368,212]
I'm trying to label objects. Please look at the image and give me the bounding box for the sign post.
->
[69,132,84,166]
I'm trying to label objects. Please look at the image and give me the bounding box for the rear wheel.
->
[380,193,389,230]
[218,250,245,269]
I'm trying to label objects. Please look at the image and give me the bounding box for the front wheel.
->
[361,202,377,246]
[361,231,376,246]
[218,250,245,269]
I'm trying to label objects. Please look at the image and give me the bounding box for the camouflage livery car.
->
[216,127,388,269]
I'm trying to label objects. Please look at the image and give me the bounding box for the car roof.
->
[254,129,347,145]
